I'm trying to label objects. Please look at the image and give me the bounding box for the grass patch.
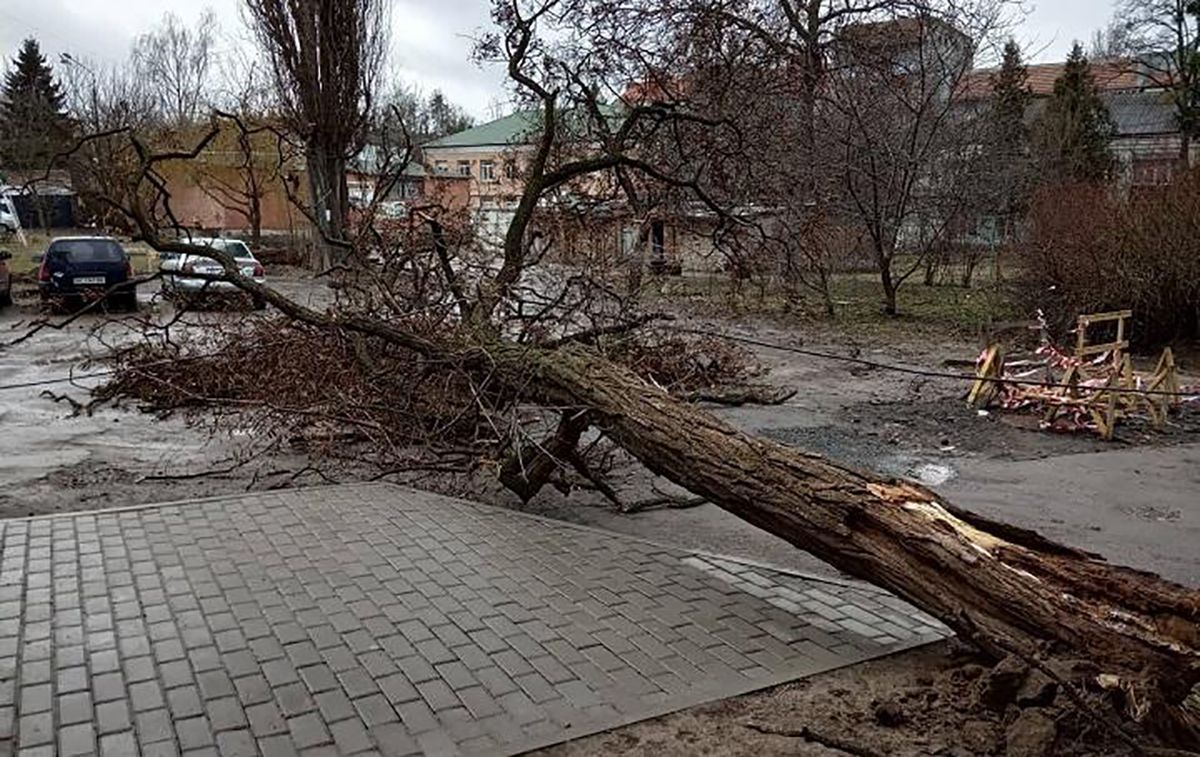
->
[648,269,1024,344]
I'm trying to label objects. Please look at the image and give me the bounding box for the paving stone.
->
[168,685,205,719]
[136,708,174,745]
[206,696,248,732]
[58,691,93,725]
[235,673,274,706]
[91,670,126,704]
[246,702,289,738]
[275,682,316,718]
[19,685,50,714]
[18,712,53,747]
[176,715,215,750]
[96,699,133,735]
[353,693,399,728]
[329,717,373,754]
[216,728,259,757]
[130,680,165,712]
[258,733,301,757]
[59,722,95,757]
[287,712,331,750]
[99,729,138,757]
[1,484,944,757]
[160,659,195,689]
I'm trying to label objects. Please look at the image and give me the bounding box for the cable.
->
[0,369,117,392]
[672,326,1200,400]
[1,325,1196,400]
[0,351,224,393]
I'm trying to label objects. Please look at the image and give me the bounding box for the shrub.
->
[1018,171,1200,347]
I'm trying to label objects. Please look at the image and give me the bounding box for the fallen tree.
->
[51,0,1199,746]
[502,340,1200,745]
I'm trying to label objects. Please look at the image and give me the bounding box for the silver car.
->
[160,238,267,309]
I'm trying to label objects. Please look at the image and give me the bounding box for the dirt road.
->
[1,283,1197,588]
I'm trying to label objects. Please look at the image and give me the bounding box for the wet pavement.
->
[0,483,945,756]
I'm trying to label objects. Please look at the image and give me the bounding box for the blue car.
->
[38,237,138,311]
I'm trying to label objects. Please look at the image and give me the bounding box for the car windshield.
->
[49,239,125,263]
[199,240,255,261]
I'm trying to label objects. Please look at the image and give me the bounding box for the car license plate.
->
[74,276,105,285]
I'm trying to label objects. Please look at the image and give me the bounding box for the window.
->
[457,160,471,177]
[505,161,518,179]
[434,160,448,174]
[479,160,496,182]
[49,239,125,263]
[1132,158,1174,187]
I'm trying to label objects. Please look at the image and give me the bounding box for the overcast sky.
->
[1,0,1117,119]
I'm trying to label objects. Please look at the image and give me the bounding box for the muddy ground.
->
[534,640,1142,757]
[1,276,1197,755]
[3,279,1198,580]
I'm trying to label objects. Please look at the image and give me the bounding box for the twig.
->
[138,459,247,482]
[686,385,798,406]
[742,721,887,757]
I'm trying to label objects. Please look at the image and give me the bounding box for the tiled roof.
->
[1019,89,1177,139]
[960,59,1146,100]
[1106,90,1178,136]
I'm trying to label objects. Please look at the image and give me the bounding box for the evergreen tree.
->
[0,38,70,169]
[987,40,1034,234]
[992,40,1031,149]
[1033,43,1115,183]
[426,90,474,139]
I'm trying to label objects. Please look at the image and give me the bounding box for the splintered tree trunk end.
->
[504,342,1200,746]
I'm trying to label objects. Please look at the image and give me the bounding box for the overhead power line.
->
[672,326,1200,400]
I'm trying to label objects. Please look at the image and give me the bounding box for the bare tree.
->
[195,56,290,246]
[244,0,391,268]
[58,57,160,230]
[131,10,218,126]
[827,14,993,314]
[1115,0,1200,167]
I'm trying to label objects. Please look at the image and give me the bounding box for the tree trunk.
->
[880,262,898,316]
[961,253,978,288]
[305,147,333,271]
[249,194,262,248]
[503,341,1200,745]
[304,145,349,270]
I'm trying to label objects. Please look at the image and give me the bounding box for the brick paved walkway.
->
[0,483,946,756]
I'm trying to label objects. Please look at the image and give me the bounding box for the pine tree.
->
[0,38,70,169]
[992,40,1031,150]
[987,40,1034,232]
[1033,43,1115,183]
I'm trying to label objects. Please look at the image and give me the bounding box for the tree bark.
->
[499,341,1200,745]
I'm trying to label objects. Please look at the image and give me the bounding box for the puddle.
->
[763,426,958,485]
